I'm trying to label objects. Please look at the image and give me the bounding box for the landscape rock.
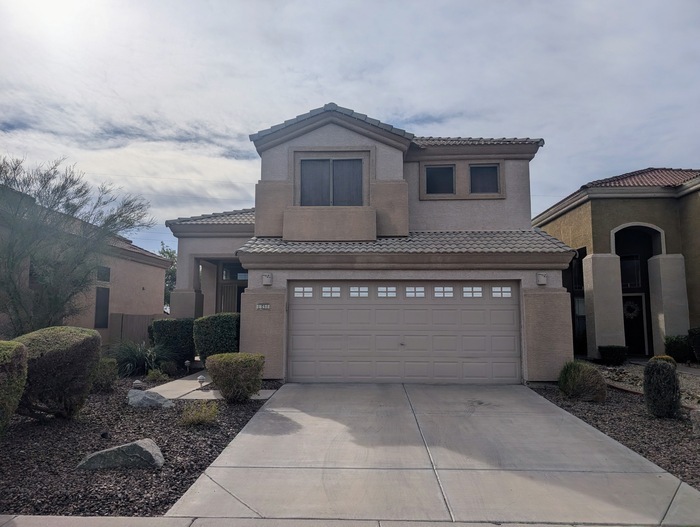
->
[691,410,700,438]
[77,438,164,470]
[127,389,174,408]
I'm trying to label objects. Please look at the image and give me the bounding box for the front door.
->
[623,294,647,356]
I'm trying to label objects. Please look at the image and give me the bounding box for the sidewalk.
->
[147,371,276,401]
[628,358,700,377]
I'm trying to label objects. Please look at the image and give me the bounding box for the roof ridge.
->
[584,167,700,189]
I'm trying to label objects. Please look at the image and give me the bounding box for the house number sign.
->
[256,303,271,311]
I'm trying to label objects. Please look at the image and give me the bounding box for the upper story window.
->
[425,165,455,195]
[97,266,111,282]
[470,165,499,194]
[300,159,362,206]
[620,255,641,289]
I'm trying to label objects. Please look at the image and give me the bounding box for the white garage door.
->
[288,281,520,383]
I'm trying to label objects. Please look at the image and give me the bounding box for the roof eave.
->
[406,142,543,161]
[167,223,255,238]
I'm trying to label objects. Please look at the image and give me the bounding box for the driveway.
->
[167,384,700,525]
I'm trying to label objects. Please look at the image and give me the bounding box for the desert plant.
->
[194,312,240,364]
[558,360,607,402]
[14,326,101,419]
[664,335,694,363]
[145,369,171,383]
[0,341,28,436]
[180,400,219,426]
[151,318,195,364]
[112,341,174,377]
[689,327,700,362]
[643,359,681,418]
[598,345,627,366]
[206,353,265,403]
[159,360,179,378]
[91,357,117,393]
[648,355,677,368]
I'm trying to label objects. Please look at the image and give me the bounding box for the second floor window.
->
[470,165,500,194]
[426,165,455,194]
[300,158,362,206]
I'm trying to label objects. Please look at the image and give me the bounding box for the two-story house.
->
[167,103,575,383]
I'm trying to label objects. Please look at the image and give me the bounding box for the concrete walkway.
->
[147,371,276,401]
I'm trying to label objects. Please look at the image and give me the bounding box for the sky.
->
[1,0,699,255]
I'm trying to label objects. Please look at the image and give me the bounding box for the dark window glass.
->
[97,266,111,282]
[222,262,247,281]
[470,165,499,193]
[300,158,362,206]
[94,287,110,328]
[620,255,641,288]
[426,166,455,194]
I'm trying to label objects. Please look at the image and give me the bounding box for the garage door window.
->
[406,286,425,298]
[349,286,369,297]
[322,286,341,298]
[294,286,313,298]
[463,286,483,297]
[434,286,454,298]
[377,286,397,298]
[492,286,512,298]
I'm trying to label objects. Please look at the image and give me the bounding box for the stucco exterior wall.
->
[679,191,700,327]
[174,235,252,290]
[536,201,593,253]
[406,160,533,231]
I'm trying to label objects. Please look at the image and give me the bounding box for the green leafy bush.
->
[558,361,606,402]
[145,369,171,383]
[151,318,195,365]
[643,359,681,418]
[194,312,240,364]
[112,341,174,377]
[598,345,627,366]
[14,326,101,419]
[180,400,219,426]
[0,341,28,436]
[159,360,179,378]
[648,355,677,368]
[206,353,265,403]
[664,335,693,363]
[91,357,117,393]
[689,327,700,361]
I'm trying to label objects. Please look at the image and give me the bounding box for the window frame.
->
[419,160,505,200]
[469,164,501,195]
[424,165,456,196]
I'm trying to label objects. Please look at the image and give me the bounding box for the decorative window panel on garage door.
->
[287,281,520,384]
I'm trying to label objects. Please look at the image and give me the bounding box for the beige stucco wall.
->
[239,287,287,379]
[648,254,690,351]
[536,201,593,253]
[679,190,700,327]
[283,206,377,241]
[406,159,533,231]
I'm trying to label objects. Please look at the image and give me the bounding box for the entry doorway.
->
[622,294,649,356]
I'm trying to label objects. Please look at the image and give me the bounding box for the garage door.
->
[288,281,520,383]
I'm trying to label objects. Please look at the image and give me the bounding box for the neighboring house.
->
[533,168,699,358]
[0,185,170,343]
[167,103,575,383]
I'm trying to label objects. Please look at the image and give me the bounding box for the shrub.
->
[180,400,219,426]
[643,359,681,418]
[159,360,179,378]
[14,326,101,419]
[112,341,174,377]
[664,335,694,363]
[0,341,28,436]
[206,353,265,403]
[686,327,700,361]
[648,355,677,368]
[151,318,195,365]
[194,312,240,364]
[598,345,627,366]
[558,361,607,402]
[145,369,171,383]
[91,357,117,393]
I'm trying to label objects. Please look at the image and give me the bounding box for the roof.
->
[238,229,572,255]
[165,208,256,226]
[250,102,415,142]
[584,168,700,189]
[412,137,544,148]
[109,236,169,262]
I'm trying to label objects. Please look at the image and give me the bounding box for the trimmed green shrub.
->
[151,318,195,365]
[194,312,240,364]
[91,357,117,393]
[145,369,170,383]
[112,341,174,377]
[598,345,627,366]
[687,327,700,362]
[0,341,28,436]
[558,361,607,402]
[180,400,219,426]
[159,360,179,378]
[643,359,681,418]
[648,355,677,368]
[15,326,101,419]
[206,353,265,403]
[664,335,694,363]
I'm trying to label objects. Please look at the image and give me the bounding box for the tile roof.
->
[238,229,572,255]
[585,168,700,189]
[412,137,544,147]
[166,208,256,226]
[109,236,168,261]
[250,103,415,142]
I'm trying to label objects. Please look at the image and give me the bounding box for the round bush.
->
[206,353,265,403]
[0,341,28,436]
[643,360,680,418]
[648,355,677,368]
[14,326,101,419]
[194,312,240,364]
[151,318,195,365]
[558,360,607,402]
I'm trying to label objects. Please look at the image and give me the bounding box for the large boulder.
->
[77,438,164,470]
[127,389,174,408]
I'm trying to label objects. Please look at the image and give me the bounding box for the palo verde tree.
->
[0,157,154,337]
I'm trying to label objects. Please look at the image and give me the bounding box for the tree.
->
[0,157,154,337]
[158,242,176,307]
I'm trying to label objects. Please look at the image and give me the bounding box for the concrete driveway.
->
[167,384,700,526]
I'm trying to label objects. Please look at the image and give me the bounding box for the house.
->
[0,184,170,343]
[167,103,575,383]
[533,168,699,358]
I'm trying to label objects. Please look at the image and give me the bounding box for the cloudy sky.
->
[1,0,699,254]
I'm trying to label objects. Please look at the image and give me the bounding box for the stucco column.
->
[239,287,287,379]
[648,254,690,356]
[583,254,625,358]
[169,257,203,318]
